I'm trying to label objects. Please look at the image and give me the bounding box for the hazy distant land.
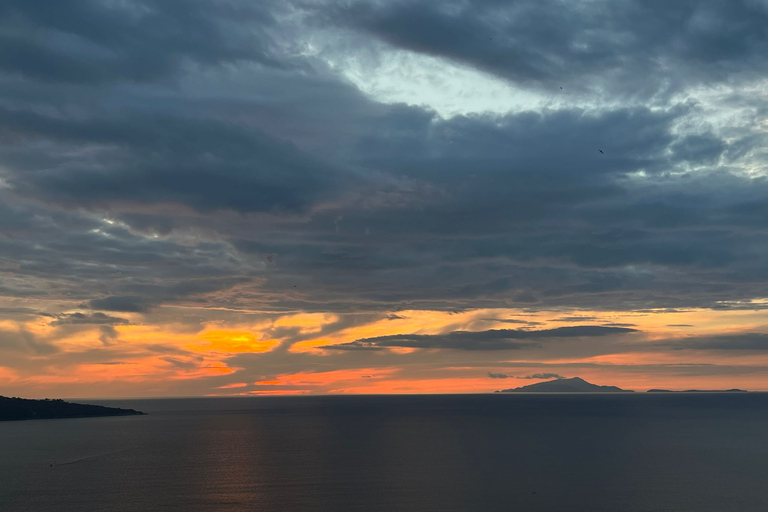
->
[0,396,145,421]
[497,377,633,393]
[647,389,748,393]
[495,377,751,393]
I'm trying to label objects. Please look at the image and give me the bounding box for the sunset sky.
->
[3,0,768,397]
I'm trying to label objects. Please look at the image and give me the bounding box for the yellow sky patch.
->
[193,329,278,354]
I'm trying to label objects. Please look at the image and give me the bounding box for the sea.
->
[1,393,768,512]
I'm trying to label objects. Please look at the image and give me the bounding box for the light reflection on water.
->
[1,394,768,512]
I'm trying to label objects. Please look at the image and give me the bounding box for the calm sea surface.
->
[2,394,768,511]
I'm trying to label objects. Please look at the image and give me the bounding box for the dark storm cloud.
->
[88,297,152,314]
[1,107,356,215]
[0,0,281,84]
[49,312,130,326]
[355,106,682,183]
[0,0,766,322]
[86,276,252,313]
[325,0,768,97]
[0,196,257,311]
[554,316,599,323]
[220,98,768,312]
[325,326,637,351]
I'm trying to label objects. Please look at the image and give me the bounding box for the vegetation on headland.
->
[0,396,145,421]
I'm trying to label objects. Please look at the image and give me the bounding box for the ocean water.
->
[2,394,768,512]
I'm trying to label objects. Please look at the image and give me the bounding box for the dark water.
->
[2,394,768,511]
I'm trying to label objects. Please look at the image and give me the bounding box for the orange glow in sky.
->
[3,304,768,398]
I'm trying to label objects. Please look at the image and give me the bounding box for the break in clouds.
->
[2,0,768,396]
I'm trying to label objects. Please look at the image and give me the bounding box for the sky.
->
[2,0,768,398]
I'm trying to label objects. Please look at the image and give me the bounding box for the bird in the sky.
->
[599,149,604,154]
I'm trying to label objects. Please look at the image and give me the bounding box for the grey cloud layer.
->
[47,312,130,326]
[0,0,767,321]
[660,333,768,351]
[520,373,566,380]
[325,326,637,351]
[0,105,358,214]
[0,0,281,84]
[325,0,768,97]
[487,372,566,380]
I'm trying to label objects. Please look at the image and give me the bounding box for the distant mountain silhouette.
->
[647,389,748,393]
[0,396,145,421]
[497,377,633,393]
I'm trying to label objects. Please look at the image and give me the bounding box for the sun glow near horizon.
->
[3,303,768,398]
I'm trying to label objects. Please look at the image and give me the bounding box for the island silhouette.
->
[497,376,633,393]
[1,396,145,421]
[495,377,750,393]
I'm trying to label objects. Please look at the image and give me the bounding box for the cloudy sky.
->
[2,0,768,397]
